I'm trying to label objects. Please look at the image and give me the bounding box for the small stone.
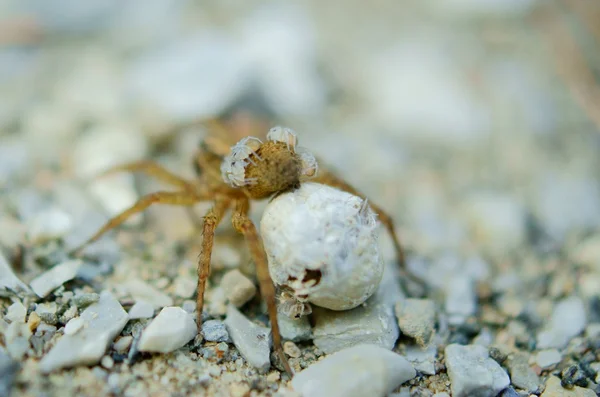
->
[64,317,85,335]
[124,279,173,309]
[208,287,227,316]
[27,312,41,332]
[35,302,58,325]
[404,345,437,375]
[395,298,436,346]
[291,344,416,397]
[101,355,114,369]
[0,251,32,297]
[113,336,133,353]
[445,275,477,324]
[277,312,312,342]
[29,260,82,298]
[26,208,73,244]
[172,276,196,299]
[445,344,510,397]
[541,375,595,397]
[60,305,78,324]
[39,291,128,372]
[224,305,271,373]
[283,341,301,358]
[0,350,19,397]
[266,371,280,383]
[201,320,231,343]
[138,307,197,353]
[72,293,100,308]
[220,269,256,308]
[506,352,539,393]
[5,301,27,323]
[128,301,155,320]
[535,349,562,369]
[537,296,587,349]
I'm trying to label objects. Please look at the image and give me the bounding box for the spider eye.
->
[267,126,298,149]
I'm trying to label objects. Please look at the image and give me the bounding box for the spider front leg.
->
[231,198,293,376]
[71,190,206,255]
[196,198,230,328]
[97,160,197,192]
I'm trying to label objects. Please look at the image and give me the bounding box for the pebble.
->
[0,251,32,297]
[444,344,510,397]
[404,345,437,375]
[64,317,85,335]
[201,320,231,343]
[128,300,155,320]
[25,208,73,244]
[113,336,133,353]
[395,298,436,346]
[444,274,477,325]
[535,349,563,369]
[39,291,129,372]
[277,311,312,342]
[35,302,58,325]
[72,293,100,308]
[5,301,27,323]
[27,312,41,332]
[537,296,587,349]
[540,376,595,397]
[224,305,271,373]
[101,355,114,369]
[4,322,31,360]
[506,352,540,393]
[283,341,301,358]
[138,307,197,353]
[124,279,173,309]
[29,260,82,298]
[0,350,19,397]
[172,276,196,299]
[220,269,256,307]
[291,344,416,397]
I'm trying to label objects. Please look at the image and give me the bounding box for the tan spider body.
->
[72,122,407,376]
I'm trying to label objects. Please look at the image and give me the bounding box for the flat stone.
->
[138,307,197,353]
[220,269,256,308]
[404,345,437,375]
[201,320,231,343]
[224,305,271,373]
[128,300,155,320]
[395,298,436,346]
[445,344,510,397]
[5,301,27,324]
[0,251,32,297]
[277,312,312,342]
[29,260,82,298]
[25,208,73,244]
[291,344,416,397]
[540,375,596,397]
[39,291,128,373]
[64,317,85,335]
[537,296,586,349]
[124,279,173,309]
[535,349,562,369]
[506,352,539,393]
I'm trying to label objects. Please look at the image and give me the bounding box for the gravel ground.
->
[1,1,600,396]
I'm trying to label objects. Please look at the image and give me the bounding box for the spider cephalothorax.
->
[71,123,407,377]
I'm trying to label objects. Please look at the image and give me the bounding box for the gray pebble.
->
[39,291,129,373]
[445,275,477,325]
[395,298,436,346]
[72,293,100,308]
[506,352,539,393]
[224,305,271,373]
[201,320,231,343]
[277,312,312,342]
[220,269,256,308]
[128,301,155,320]
[35,302,58,325]
[445,344,510,397]
[291,344,416,397]
[537,296,586,349]
[535,349,562,369]
[404,345,437,375]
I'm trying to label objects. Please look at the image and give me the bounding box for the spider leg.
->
[196,198,230,328]
[311,168,425,287]
[97,160,196,192]
[231,198,293,376]
[71,190,207,255]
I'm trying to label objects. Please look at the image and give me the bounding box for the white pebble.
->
[261,182,383,311]
[124,279,173,309]
[26,208,73,244]
[535,349,562,369]
[64,317,85,335]
[128,301,155,320]
[220,269,256,307]
[138,307,197,353]
[113,336,133,353]
[537,296,587,349]
[5,301,27,323]
[29,260,82,298]
[291,344,416,397]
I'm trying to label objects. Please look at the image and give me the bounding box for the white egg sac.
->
[260,182,384,311]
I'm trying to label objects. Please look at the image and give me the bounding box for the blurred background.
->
[1,0,599,265]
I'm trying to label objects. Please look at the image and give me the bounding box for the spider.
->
[71,122,409,376]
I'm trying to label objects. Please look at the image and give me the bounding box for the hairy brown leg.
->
[231,198,293,376]
[97,160,196,192]
[71,191,207,255]
[196,198,230,328]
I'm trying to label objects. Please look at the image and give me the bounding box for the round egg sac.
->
[260,182,384,312]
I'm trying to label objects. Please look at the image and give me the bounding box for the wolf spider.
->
[72,124,409,376]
